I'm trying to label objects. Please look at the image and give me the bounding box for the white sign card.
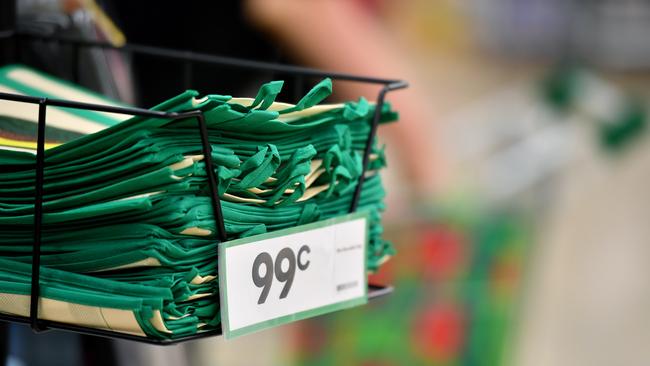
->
[218,212,369,339]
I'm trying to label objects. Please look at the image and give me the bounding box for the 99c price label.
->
[219,213,369,339]
[252,245,311,304]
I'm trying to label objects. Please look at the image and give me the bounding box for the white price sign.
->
[218,212,368,339]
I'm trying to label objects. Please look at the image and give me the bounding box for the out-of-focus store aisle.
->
[516,129,650,366]
[283,0,650,359]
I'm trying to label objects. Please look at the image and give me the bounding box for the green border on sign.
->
[219,211,370,339]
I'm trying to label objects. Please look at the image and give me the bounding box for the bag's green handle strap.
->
[279,78,333,114]
[249,80,284,110]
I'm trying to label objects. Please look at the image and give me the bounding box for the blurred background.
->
[2,0,650,365]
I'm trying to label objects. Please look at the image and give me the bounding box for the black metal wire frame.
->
[0,30,408,344]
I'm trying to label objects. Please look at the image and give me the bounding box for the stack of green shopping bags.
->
[0,66,397,339]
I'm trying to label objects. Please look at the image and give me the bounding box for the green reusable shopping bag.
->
[0,74,398,339]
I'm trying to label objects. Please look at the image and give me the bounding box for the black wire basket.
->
[0,29,407,344]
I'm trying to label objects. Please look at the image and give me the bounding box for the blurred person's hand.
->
[244,0,445,206]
